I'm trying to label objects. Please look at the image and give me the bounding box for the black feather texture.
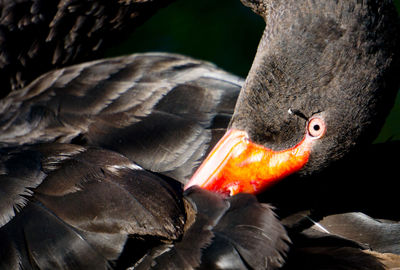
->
[0,143,185,269]
[0,53,242,183]
[0,0,399,269]
[134,187,289,270]
[0,147,45,226]
[0,0,174,97]
[316,212,400,255]
[282,230,386,270]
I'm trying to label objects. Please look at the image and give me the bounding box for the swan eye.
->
[308,117,325,138]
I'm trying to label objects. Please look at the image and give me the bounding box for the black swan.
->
[1,0,400,269]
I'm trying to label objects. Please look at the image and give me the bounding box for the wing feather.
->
[0,53,243,183]
[135,187,289,270]
[0,143,185,269]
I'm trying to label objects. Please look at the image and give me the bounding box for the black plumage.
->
[0,0,174,97]
[232,0,400,266]
[1,0,400,269]
[136,188,288,270]
[191,0,400,268]
[0,52,397,269]
[0,52,242,182]
[0,143,289,269]
[281,230,387,270]
[0,53,289,269]
[315,213,400,254]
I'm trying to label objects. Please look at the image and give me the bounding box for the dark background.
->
[107,0,400,142]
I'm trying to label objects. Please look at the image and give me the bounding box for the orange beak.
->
[184,129,314,196]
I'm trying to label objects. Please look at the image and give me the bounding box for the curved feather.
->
[0,53,243,183]
[317,212,400,255]
[282,230,386,270]
[135,187,289,270]
[0,143,185,269]
[0,147,46,226]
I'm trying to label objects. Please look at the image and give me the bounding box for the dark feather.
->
[1,1,399,269]
[281,211,400,269]
[0,143,186,269]
[135,187,289,270]
[0,0,174,97]
[1,202,112,269]
[316,212,400,255]
[0,147,45,226]
[200,194,289,270]
[0,53,242,182]
[282,230,386,270]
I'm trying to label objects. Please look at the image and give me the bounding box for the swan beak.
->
[185,129,312,196]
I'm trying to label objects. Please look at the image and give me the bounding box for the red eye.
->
[308,117,326,138]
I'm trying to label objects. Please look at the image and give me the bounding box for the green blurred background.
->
[108,0,400,142]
